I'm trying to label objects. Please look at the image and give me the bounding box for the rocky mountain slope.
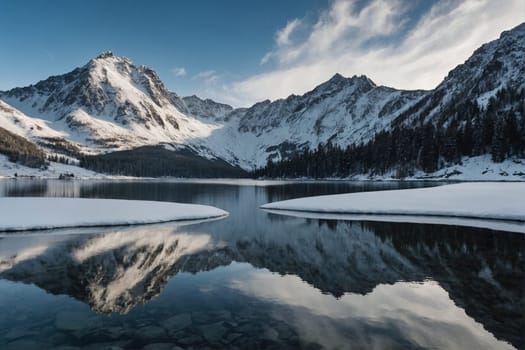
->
[402,22,525,126]
[197,74,426,168]
[0,23,523,176]
[0,52,219,152]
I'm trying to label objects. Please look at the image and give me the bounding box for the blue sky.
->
[1,0,524,107]
[0,0,326,96]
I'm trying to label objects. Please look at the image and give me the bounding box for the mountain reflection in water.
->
[0,179,522,349]
[0,219,523,349]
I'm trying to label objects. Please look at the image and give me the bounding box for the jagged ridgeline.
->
[255,24,525,178]
[255,87,525,178]
[0,23,524,177]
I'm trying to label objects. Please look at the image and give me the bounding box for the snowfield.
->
[0,197,228,232]
[0,155,105,179]
[261,183,525,233]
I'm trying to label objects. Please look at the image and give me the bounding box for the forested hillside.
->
[79,146,248,178]
[0,126,47,168]
[255,87,525,178]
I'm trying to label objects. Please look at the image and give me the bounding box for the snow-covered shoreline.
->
[258,156,525,182]
[0,155,138,180]
[261,183,525,233]
[0,197,228,232]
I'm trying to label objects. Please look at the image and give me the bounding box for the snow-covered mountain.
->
[0,52,219,153]
[0,54,429,169]
[5,52,422,168]
[0,23,524,174]
[442,23,525,106]
[0,99,83,158]
[197,74,426,168]
[175,94,234,122]
[394,22,525,127]
[0,99,66,142]
[190,23,525,169]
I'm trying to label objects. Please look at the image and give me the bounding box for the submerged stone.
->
[176,333,203,346]
[4,328,37,341]
[137,326,167,340]
[5,340,48,350]
[198,322,228,343]
[161,313,192,331]
[55,311,92,331]
[143,343,178,350]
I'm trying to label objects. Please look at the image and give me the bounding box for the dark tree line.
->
[254,87,525,178]
[47,154,71,164]
[80,146,248,178]
[0,126,47,168]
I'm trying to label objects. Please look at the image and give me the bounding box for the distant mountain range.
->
[0,23,524,178]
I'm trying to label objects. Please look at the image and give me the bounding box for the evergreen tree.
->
[491,117,507,162]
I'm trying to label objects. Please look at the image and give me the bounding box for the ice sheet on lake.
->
[0,197,228,232]
[261,183,525,233]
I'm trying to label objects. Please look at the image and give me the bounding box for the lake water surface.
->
[0,179,523,350]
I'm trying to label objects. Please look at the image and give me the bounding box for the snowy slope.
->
[395,23,525,127]
[179,94,234,122]
[0,99,87,156]
[0,154,101,179]
[189,74,426,169]
[0,55,427,169]
[0,99,67,142]
[0,23,524,174]
[0,52,219,153]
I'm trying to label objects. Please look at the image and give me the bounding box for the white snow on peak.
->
[1,21,524,172]
[0,54,221,153]
[186,74,426,169]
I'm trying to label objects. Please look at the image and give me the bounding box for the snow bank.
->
[261,183,525,232]
[344,156,525,181]
[411,155,525,181]
[0,155,103,179]
[0,197,228,232]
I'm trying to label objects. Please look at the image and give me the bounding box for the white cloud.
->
[228,271,513,350]
[277,18,302,47]
[171,67,187,76]
[211,0,525,107]
[260,52,273,65]
[193,70,219,84]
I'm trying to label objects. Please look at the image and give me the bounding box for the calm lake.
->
[0,179,523,350]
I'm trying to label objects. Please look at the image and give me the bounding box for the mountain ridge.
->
[0,23,524,177]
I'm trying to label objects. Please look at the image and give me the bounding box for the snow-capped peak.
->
[0,53,220,152]
[95,51,115,59]
[0,23,523,172]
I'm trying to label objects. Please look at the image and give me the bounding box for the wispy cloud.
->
[261,18,303,65]
[209,0,525,107]
[171,67,187,76]
[193,70,219,84]
[276,18,302,47]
